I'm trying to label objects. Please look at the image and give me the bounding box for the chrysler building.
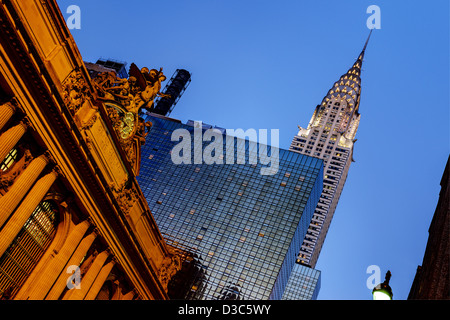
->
[290,32,372,268]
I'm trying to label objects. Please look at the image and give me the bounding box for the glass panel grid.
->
[138,115,323,300]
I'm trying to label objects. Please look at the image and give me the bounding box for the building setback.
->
[137,114,323,300]
[282,264,321,300]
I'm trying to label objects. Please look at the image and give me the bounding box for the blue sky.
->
[57,0,449,300]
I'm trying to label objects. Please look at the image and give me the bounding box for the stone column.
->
[0,121,27,164]
[63,250,109,300]
[0,102,16,131]
[0,170,58,258]
[45,233,97,300]
[84,261,115,300]
[25,220,90,300]
[0,154,49,229]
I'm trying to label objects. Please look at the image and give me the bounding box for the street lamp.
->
[372,270,393,300]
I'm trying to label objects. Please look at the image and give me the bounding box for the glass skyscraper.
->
[137,114,323,300]
[282,264,321,300]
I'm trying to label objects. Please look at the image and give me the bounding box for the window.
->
[0,201,59,299]
[0,148,18,172]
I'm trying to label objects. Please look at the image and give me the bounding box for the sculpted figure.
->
[94,64,171,146]
[93,71,117,100]
[132,67,170,113]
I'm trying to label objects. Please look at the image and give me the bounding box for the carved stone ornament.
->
[92,63,163,140]
[110,183,138,215]
[158,254,182,292]
[80,113,98,130]
[62,69,91,116]
[0,149,33,189]
[83,63,165,175]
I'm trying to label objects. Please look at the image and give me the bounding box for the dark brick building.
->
[408,155,449,299]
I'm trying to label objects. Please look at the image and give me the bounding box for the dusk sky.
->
[57,0,449,300]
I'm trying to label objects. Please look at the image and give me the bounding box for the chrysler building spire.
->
[309,30,372,141]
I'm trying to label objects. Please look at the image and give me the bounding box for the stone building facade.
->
[0,0,182,300]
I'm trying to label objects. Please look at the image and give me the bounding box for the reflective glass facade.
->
[282,264,321,300]
[137,114,323,300]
